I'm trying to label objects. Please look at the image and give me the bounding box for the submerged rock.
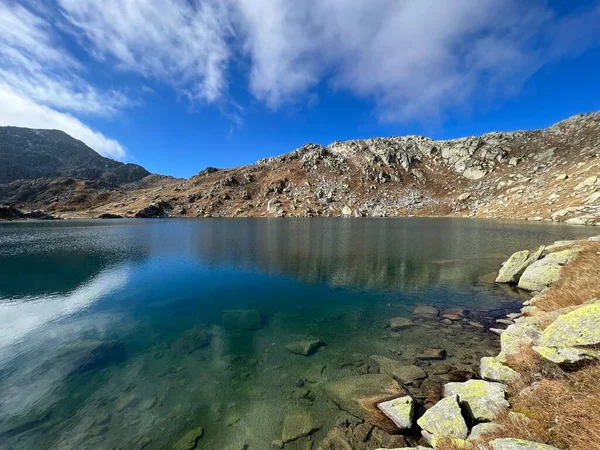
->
[324,374,406,433]
[490,438,561,450]
[413,305,440,317]
[389,316,415,331]
[377,395,414,429]
[480,356,520,383]
[173,427,204,450]
[370,356,427,384]
[416,395,468,445]
[286,339,326,356]
[533,303,600,365]
[173,326,211,354]
[443,379,509,421]
[416,348,446,360]
[221,309,262,331]
[280,412,320,445]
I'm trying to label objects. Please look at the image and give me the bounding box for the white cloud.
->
[0,1,127,158]
[0,86,126,159]
[57,0,231,102]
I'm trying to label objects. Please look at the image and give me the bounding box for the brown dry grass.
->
[535,241,600,313]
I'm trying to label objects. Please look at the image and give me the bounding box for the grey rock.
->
[490,438,561,450]
[377,396,414,429]
[416,395,468,445]
[443,379,509,421]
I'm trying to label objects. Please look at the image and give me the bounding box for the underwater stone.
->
[412,305,440,317]
[221,309,262,331]
[416,348,446,360]
[370,355,427,384]
[324,374,406,433]
[281,412,320,445]
[285,339,326,356]
[173,427,204,450]
[389,316,415,331]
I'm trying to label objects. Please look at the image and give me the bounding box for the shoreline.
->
[396,235,600,449]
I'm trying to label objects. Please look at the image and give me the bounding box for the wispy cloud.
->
[1,0,599,155]
[0,1,127,159]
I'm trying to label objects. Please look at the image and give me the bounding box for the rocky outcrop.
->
[0,205,55,221]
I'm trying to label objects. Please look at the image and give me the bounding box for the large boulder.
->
[518,248,578,292]
[496,249,541,284]
[416,395,468,446]
[498,322,541,362]
[443,380,509,421]
[370,356,427,384]
[533,303,600,365]
[490,438,561,450]
[324,374,406,433]
[377,396,414,430]
[480,357,520,383]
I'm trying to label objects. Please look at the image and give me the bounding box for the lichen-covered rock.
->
[518,248,579,292]
[480,356,520,383]
[370,356,427,384]
[498,322,541,362]
[377,395,414,429]
[443,379,509,421]
[324,374,406,433]
[533,303,600,365]
[416,395,468,445]
[490,438,561,450]
[495,250,531,284]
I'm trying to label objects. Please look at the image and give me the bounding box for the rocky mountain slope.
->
[0,127,150,185]
[1,112,599,224]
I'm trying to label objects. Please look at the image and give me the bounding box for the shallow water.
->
[0,218,591,449]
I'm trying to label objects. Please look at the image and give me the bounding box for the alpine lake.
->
[0,218,591,449]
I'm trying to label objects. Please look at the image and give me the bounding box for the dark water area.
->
[0,218,591,449]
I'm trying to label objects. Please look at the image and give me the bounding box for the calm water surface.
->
[0,218,591,449]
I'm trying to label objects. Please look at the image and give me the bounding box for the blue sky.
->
[1,0,599,178]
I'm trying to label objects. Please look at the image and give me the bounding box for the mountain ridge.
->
[0,112,599,225]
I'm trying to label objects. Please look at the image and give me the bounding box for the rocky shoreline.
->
[355,235,600,450]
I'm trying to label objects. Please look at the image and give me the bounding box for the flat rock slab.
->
[286,339,326,356]
[389,316,415,331]
[417,348,446,360]
[221,309,262,331]
[324,374,405,433]
[490,438,561,450]
[416,395,468,444]
[377,395,414,429]
[413,306,440,317]
[173,427,204,450]
[370,355,427,384]
[443,379,509,421]
[281,412,320,445]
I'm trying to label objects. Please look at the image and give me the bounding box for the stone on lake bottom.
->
[389,316,415,331]
[370,355,427,384]
[281,412,320,445]
[285,339,326,356]
[417,348,446,360]
[173,427,204,450]
[377,395,414,429]
[413,305,440,317]
[324,374,406,433]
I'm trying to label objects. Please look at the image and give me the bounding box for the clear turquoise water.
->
[0,218,591,449]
